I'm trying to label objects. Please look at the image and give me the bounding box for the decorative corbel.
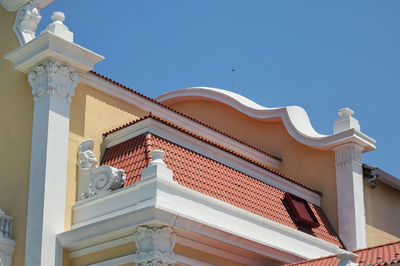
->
[78,139,126,199]
[13,1,41,45]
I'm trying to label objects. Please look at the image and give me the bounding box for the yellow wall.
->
[66,242,245,266]
[364,179,400,246]
[65,83,147,231]
[0,8,33,266]
[169,100,339,230]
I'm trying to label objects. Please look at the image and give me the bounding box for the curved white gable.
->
[156,87,376,151]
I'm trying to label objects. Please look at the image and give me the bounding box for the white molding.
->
[105,118,321,206]
[87,254,212,266]
[156,87,376,152]
[5,31,104,73]
[80,72,281,170]
[63,176,343,262]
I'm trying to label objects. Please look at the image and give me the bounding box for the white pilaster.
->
[333,108,367,250]
[25,60,78,265]
[5,11,103,266]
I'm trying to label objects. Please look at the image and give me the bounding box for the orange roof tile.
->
[103,114,322,194]
[289,241,400,266]
[101,132,342,247]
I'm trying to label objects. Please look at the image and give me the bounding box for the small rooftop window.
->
[284,192,319,228]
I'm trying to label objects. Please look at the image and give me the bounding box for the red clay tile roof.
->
[90,71,281,160]
[103,114,322,195]
[289,240,400,266]
[101,132,342,247]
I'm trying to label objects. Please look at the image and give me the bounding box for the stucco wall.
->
[168,100,339,230]
[0,8,33,266]
[65,82,147,230]
[364,179,400,246]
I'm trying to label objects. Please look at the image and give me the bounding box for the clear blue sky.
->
[39,1,400,178]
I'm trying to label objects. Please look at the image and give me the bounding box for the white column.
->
[333,108,366,250]
[5,10,103,265]
[24,60,78,265]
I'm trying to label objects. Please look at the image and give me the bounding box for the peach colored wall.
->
[169,100,339,230]
[0,8,33,266]
[364,179,400,246]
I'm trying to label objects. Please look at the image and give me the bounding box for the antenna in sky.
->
[232,68,235,91]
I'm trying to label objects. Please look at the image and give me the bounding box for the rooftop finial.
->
[42,10,73,42]
[51,11,65,23]
[338,108,355,118]
[334,107,360,134]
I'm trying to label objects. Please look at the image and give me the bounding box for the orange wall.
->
[169,100,339,230]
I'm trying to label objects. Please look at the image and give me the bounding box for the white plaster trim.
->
[80,72,281,170]
[65,177,342,261]
[105,118,320,206]
[5,31,104,73]
[87,254,212,266]
[334,143,366,250]
[156,87,376,152]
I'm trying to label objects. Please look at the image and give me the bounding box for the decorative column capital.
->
[333,143,363,168]
[133,226,177,265]
[28,60,79,102]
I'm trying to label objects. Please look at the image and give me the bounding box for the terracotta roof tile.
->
[289,240,400,266]
[91,71,281,161]
[101,133,342,247]
[103,114,321,195]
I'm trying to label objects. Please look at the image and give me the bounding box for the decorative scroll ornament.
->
[13,2,41,45]
[133,226,177,266]
[0,209,14,266]
[78,140,126,199]
[28,60,79,102]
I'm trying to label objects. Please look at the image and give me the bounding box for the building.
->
[0,1,399,265]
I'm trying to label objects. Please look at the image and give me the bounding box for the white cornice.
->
[5,32,104,73]
[80,72,281,169]
[156,87,376,152]
[63,177,342,263]
[105,118,321,205]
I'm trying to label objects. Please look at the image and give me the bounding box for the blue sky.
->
[39,1,400,178]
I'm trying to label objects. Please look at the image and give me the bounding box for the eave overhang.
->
[61,176,343,264]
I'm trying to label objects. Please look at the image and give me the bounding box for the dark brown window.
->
[284,192,319,228]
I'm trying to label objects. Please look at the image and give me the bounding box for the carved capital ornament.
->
[133,226,177,266]
[28,60,79,102]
